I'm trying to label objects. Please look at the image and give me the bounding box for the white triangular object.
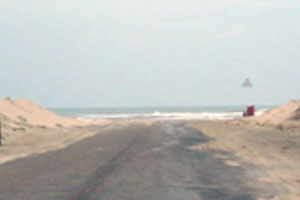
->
[242,78,253,87]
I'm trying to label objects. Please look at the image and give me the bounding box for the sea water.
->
[50,106,274,121]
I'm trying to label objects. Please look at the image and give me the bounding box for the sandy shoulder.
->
[187,120,300,200]
[0,124,113,165]
[0,119,156,166]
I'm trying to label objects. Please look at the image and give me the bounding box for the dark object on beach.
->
[243,106,255,117]
[276,124,284,131]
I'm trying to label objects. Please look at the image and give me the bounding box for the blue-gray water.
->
[50,105,275,120]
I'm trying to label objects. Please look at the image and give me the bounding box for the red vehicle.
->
[243,105,255,117]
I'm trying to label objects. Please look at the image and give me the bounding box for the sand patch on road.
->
[223,160,240,167]
[188,121,300,200]
[0,125,114,165]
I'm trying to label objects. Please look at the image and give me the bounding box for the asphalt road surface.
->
[0,121,276,200]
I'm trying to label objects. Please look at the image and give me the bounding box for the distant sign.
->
[242,78,253,87]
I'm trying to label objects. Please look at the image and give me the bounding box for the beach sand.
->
[243,100,300,131]
[0,97,113,165]
[0,124,111,165]
[0,97,156,165]
[188,120,300,200]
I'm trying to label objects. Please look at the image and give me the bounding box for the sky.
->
[0,0,299,107]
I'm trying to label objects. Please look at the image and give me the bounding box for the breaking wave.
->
[77,110,265,121]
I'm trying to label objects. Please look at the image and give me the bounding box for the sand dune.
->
[0,97,87,128]
[0,97,112,165]
[246,99,300,129]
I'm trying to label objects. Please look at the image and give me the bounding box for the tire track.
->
[68,132,143,200]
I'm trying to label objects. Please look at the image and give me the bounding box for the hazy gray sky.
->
[0,0,299,107]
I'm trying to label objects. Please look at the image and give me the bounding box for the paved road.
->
[0,122,276,200]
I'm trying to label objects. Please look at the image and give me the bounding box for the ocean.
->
[50,105,274,121]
